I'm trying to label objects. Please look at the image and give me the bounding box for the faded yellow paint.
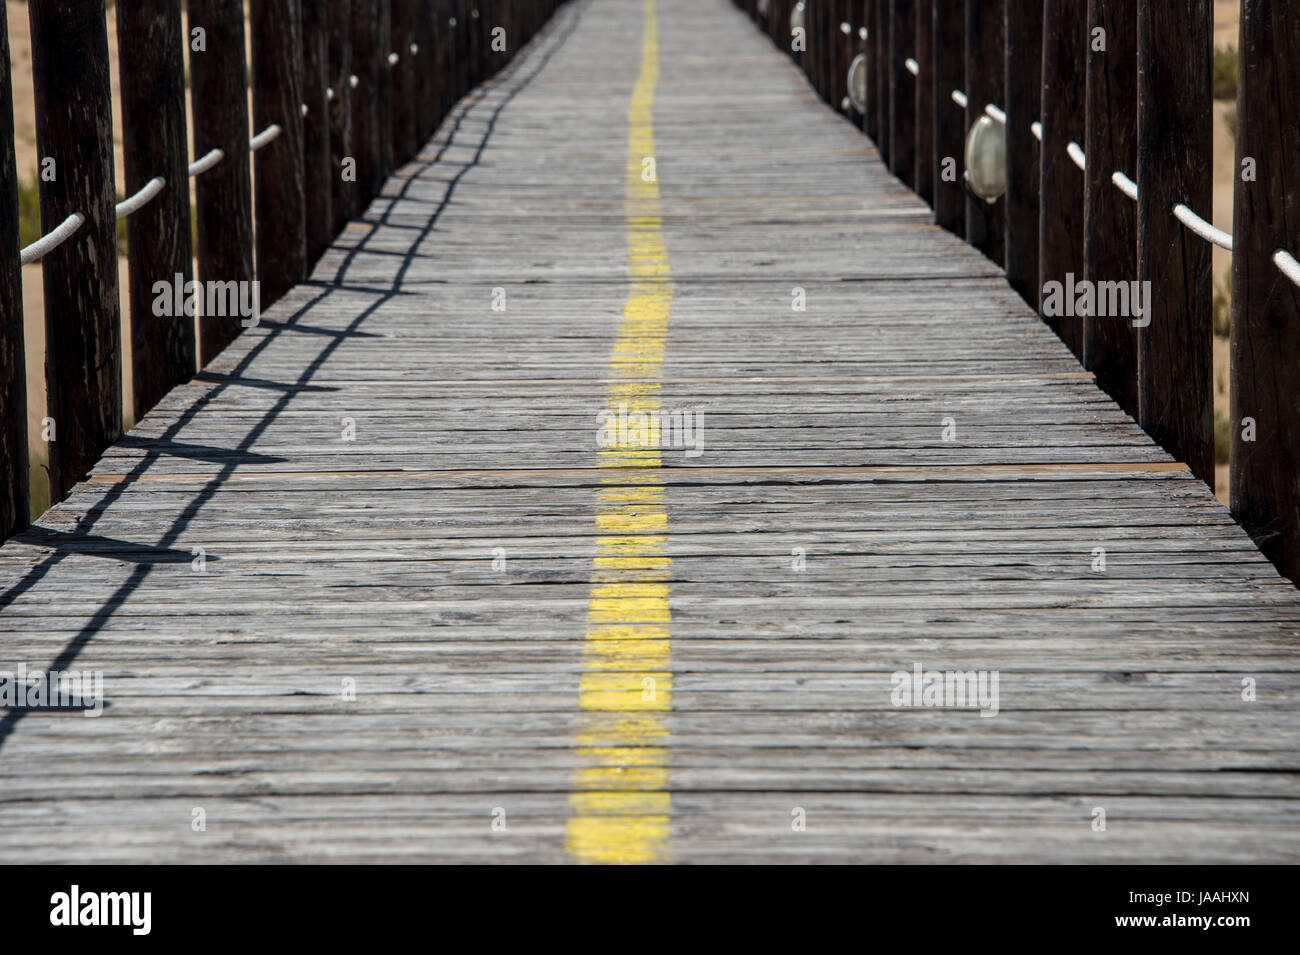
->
[565,0,676,865]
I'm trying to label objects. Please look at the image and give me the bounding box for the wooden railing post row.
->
[189,0,255,364]
[328,0,355,232]
[251,0,308,309]
[888,0,915,187]
[964,0,1003,263]
[1038,0,1086,359]
[931,0,963,236]
[913,0,932,204]
[117,1,195,422]
[1082,0,1137,416]
[29,0,121,502]
[1231,1,1300,582]
[0,10,27,537]
[1136,0,1212,484]
[1002,0,1041,306]
[302,0,334,266]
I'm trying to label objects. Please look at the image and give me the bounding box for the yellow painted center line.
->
[565,0,675,865]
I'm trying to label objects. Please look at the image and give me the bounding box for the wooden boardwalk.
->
[2,0,1298,863]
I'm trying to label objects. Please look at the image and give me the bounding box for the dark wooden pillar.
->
[29,0,121,500]
[251,0,308,308]
[0,9,27,536]
[1082,0,1138,416]
[1003,0,1041,307]
[1136,0,1212,484]
[117,1,195,421]
[889,0,916,187]
[932,0,964,236]
[1231,0,1300,582]
[1039,0,1086,358]
[914,0,933,203]
[189,0,255,364]
[328,0,354,232]
[302,0,334,266]
[964,0,1004,263]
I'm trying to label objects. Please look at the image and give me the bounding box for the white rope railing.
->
[1174,203,1234,251]
[1111,170,1138,201]
[1273,249,1300,286]
[1066,140,1086,171]
[114,176,165,219]
[249,123,282,152]
[19,212,85,266]
[872,40,1300,288]
[188,147,225,177]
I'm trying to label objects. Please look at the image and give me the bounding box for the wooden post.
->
[189,0,255,364]
[964,0,1004,263]
[118,1,195,422]
[391,0,419,166]
[445,2,463,113]
[1136,0,1212,484]
[251,0,307,309]
[1039,0,1086,358]
[29,0,121,501]
[416,0,440,145]
[1082,0,1138,416]
[914,0,933,203]
[862,1,878,142]
[351,0,384,207]
[1003,0,1041,306]
[329,0,355,232]
[0,10,27,538]
[1231,0,1300,582]
[931,0,963,236]
[302,0,334,266]
[874,0,889,163]
[377,0,394,181]
[889,0,915,187]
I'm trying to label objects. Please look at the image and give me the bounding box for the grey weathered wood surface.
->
[1,0,1298,864]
